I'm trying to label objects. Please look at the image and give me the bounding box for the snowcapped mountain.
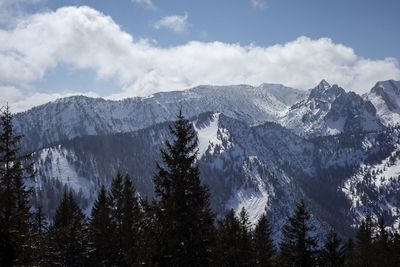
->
[280,80,384,136]
[366,80,400,127]
[14,83,306,152]
[15,79,400,239]
[31,111,400,238]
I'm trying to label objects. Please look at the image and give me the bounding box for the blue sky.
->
[43,0,400,59]
[1,0,400,111]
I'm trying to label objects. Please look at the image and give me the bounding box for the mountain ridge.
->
[14,78,400,239]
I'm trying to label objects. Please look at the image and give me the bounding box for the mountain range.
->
[14,79,400,239]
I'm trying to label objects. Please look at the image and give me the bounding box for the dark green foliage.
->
[253,213,275,267]
[47,191,88,266]
[89,176,142,266]
[137,198,160,266]
[217,209,244,266]
[320,228,346,267]
[88,173,142,266]
[352,214,374,267]
[279,199,318,267]
[88,185,113,266]
[238,208,254,266]
[374,217,390,267]
[153,111,216,266]
[108,173,126,265]
[343,238,355,267]
[216,208,253,267]
[0,104,34,266]
[31,205,49,266]
[392,226,400,267]
[120,175,141,266]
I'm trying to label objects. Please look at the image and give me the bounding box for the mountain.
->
[280,80,384,136]
[14,83,307,152]
[14,79,400,239]
[366,80,400,127]
[31,112,400,239]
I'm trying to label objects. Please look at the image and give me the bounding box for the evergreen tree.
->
[139,199,165,266]
[88,185,113,266]
[153,111,216,266]
[217,209,247,267]
[121,175,141,266]
[343,238,355,267]
[279,199,318,267]
[392,226,400,267]
[253,213,275,267]
[238,207,254,266]
[374,217,389,267]
[320,228,345,267]
[47,191,88,266]
[353,214,374,267]
[108,173,126,266]
[0,104,34,266]
[140,198,162,266]
[107,173,142,266]
[31,205,49,266]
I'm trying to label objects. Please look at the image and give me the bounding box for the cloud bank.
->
[0,6,399,112]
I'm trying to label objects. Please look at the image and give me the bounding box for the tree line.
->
[1,105,400,266]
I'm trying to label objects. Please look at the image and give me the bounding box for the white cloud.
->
[250,0,266,9]
[0,6,399,112]
[153,13,189,33]
[132,0,155,10]
[0,85,24,102]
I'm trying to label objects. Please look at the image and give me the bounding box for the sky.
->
[1,0,400,112]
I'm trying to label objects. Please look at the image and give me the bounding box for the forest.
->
[1,105,400,267]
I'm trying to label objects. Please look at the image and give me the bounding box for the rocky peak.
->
[369,80,400,111]
[371,80,400,96]
[309,80,345,103]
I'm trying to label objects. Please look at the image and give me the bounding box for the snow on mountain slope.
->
[30,111,400,237]
[14,83,307,152]
[280,80,384,136]
[19,78,400,238]
[366,80,400,127]
[194,113,223,157]
[341,132,400,227]
[36,146,95,199]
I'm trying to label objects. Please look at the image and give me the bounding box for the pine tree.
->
[47,191,88,266]
[0,104,34,266]
[107,173,142,266]
[153,110,216,266]
[88,185,113,266]
[217,209,245,266]
[279,199,318,267]
[320,228,345,267]
[31,205,49,266]
[391,226,400,267]
[140,198,162,266]
[121,174,141,266]
[253,213,275,267]
[344,238,355,267]
[108,173,126,266]
[374,217,389,267]
[238,207,254,266]
[353,214,374,267]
